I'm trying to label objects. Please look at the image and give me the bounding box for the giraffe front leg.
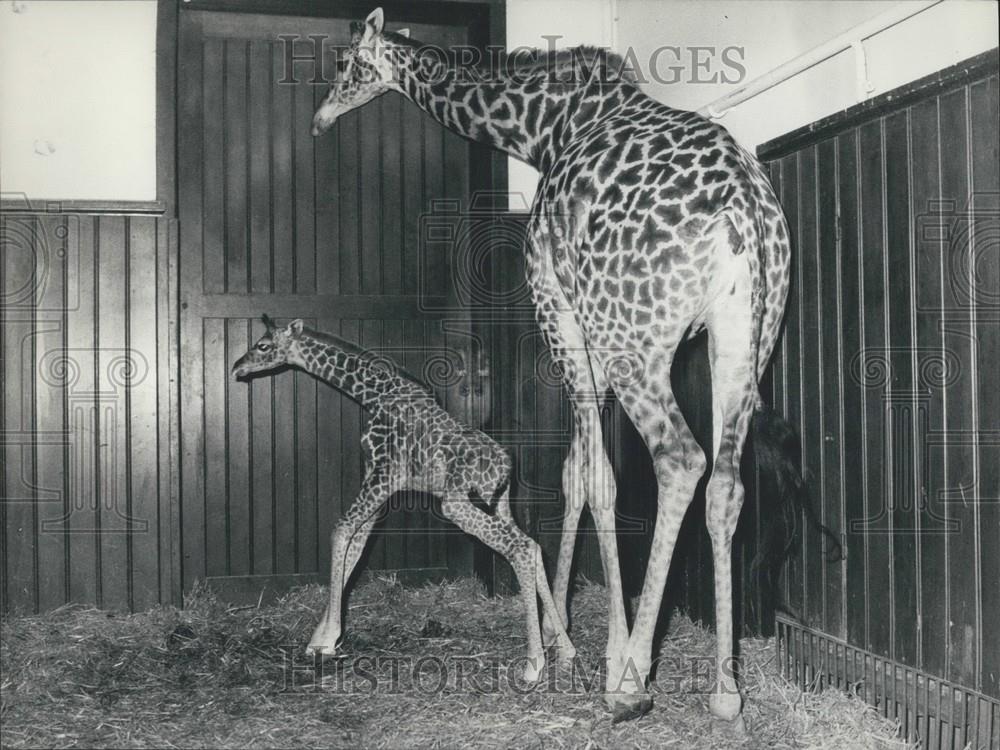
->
[306,468,393,657]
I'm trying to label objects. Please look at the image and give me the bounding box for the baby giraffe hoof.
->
[541,619,564,649]
[305,642,338,658]
[606,691,653,724]
[520,653,546,684]
[305,633,341,659]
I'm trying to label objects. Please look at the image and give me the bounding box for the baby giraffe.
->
[232,315,575,681]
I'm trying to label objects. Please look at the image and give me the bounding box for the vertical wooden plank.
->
[271,42,294,295]
[423,114,447,299]
[35,216,68,611]
[338,110,361,295]
[885,109,919,668]
[97,216,130,610]
[939,86,978,689]
[295,327,319,573]
[202,318,228,578]
[314,48,340,296]
[293,48,316,295]
[817,136,844,638]
[2,216,8,610]
[381,95,404,297]
[178,12,206,592]
[442,125,469,301]
[359,100,383,294]
[910,95,948,679]
[2,216,38,611]
[225,40,249,295]
[969,74,998,698]
[157,218,176,605]
[859,118,891,659]
[249,40,273,294]
[249,317,274,574]
[837,130,868,649]
[64,218,98,603]
[401,101,424,296]
[128,218,162,609]
[226,319,251,576]
[798,145,824,629]
[202,38,226,295]
[779,153,804,619]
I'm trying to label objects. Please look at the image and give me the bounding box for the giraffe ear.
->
[363,8,384,39]
[396,28,410,39]
[262,313,275,331]
[288,319,304,337]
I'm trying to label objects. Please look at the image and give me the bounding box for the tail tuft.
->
[749,406,842,624]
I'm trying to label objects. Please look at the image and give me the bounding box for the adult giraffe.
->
[311,8,793,724]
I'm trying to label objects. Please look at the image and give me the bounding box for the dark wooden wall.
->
[0,0,508,613]
[1,214,178,612]
[758,51,998,701]
[176,7,486,597]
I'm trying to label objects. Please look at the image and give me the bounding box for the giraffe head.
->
[232,315,305,380]
[311,8,411,137]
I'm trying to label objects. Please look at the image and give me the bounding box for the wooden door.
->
[177,5,490,597]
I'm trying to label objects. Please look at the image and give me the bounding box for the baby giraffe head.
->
[232,315,304,380]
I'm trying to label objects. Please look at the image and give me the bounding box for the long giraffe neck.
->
[389,43,640,173]
[290,330,421,410]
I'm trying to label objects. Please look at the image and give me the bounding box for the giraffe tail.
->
[748,405,843,626]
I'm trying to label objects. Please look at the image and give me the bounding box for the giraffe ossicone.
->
[312,8,792,724]
[233,316,576,681]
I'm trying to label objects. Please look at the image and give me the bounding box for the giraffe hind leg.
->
[438,488,574,682]
[703,263,759,727]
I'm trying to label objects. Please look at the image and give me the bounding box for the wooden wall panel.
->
[759,55,999,713]
[1,214,175,613]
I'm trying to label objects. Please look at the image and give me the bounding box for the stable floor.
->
[1,578,905,749]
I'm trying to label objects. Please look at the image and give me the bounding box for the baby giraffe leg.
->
[307,467,394,657]
[439,493,569,683]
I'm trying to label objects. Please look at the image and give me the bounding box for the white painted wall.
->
[0,0,158,202]
[506,0,998,204]
[615,0,999,152]
[0,1,993,203]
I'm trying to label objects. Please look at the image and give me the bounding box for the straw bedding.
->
[1,576,908,749]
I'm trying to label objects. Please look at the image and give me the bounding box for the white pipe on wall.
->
[697,0,942,118]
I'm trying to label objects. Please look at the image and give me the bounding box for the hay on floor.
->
[1,576,907,749]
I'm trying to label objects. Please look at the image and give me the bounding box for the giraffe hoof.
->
[711,711,747,739]
[305,638,341,659]
[541,619,564,649]
[555,642,577,668]
[519,653,546,684]
[606,692,653,723]
[708,691,742,722]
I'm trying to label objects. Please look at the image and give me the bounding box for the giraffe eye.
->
[257,342,272,352]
